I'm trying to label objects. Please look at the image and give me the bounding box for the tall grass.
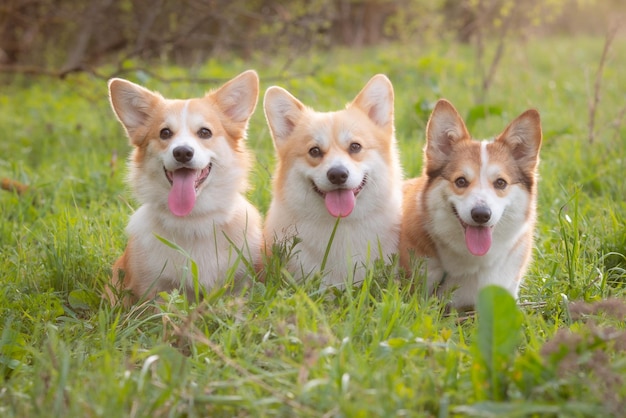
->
[0,36,625,416]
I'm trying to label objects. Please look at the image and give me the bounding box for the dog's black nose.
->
[471,206,492,224]
[327,166,349,185]
[173,145,194,163]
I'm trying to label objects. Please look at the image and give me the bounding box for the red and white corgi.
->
[106,70,262,305]
[400,99,542,309]
[263,74,403,288]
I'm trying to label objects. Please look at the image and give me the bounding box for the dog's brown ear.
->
[496,109,542,171]
[263,86,307,148]
[212,70,259,125]
[424,99,470,167]
[108,78,163,144]
[350,74,394,130]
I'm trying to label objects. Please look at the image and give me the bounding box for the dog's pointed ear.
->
[212,70,259,125]
[108,78,163,143]
[263,86,307,147]
[496,109,542,171]
[425,99,470,165]
[350,74,394,130]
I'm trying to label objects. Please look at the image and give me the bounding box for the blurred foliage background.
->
[1,0,623,78]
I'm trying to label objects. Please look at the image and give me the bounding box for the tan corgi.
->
[400,99,542,309]
[106,70,262,306]
[263,74,403,288]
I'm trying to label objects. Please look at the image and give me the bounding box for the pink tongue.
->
[465,226,492,256]
[167,169,197,217]
[324,189,355,217]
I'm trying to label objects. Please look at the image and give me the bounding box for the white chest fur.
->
[126,200,261,296]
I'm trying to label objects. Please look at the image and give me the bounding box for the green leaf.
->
[381,337,408,349]
[154,233,199,298]
[68,289,98,310]
[474,285,523,399]
[0,319,28,376]
[154,234,189,255]
[454,401,601,417]
[454,401,558,417]
[476,286,522,369]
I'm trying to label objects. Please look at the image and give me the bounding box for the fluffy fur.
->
[263,74,403,288]
[400,99,542,309]
[106,70,262,305]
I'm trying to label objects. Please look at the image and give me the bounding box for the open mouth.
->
[164,163,211,190]
[451,204,493,257]
[312,175,367,198]
[451,205,467,228]
[163,163,212,217]
[312,175,367,218]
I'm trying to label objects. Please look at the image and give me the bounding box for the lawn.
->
[1,35,626,417]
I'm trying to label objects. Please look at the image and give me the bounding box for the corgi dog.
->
[400,99,542,309]
[106,70,262,305]
[263,74,402,288]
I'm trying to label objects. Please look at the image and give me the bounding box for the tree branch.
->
[588,21,620,143]
[0,62,318,84]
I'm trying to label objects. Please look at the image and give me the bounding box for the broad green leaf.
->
[474,285,523,399]
[476,286,523,372]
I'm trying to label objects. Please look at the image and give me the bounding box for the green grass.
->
[1,36,626,417]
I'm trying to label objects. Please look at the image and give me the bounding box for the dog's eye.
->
[159,128,173,140]
[309,147,322,158]
[349,142,362,154]
[454,177,468,188]
[494,178,508,190]
[198,127,212,139]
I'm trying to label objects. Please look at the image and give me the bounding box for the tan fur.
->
[400,99,542,309]
[106,71,262,306]
[263,75,403,288]
[399,176,436,263]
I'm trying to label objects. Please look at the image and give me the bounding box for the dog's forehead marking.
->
[483,140,506,179]
[180,100,194,138]
[181,99,190,123]
[163,100,197,150]
[479,141,490,186]
[161,99,190,130]
[180,100,190,133]
[333,113,361,149]
[480,140,506,191]
[188,98,216,122]
[309,113,335,148]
